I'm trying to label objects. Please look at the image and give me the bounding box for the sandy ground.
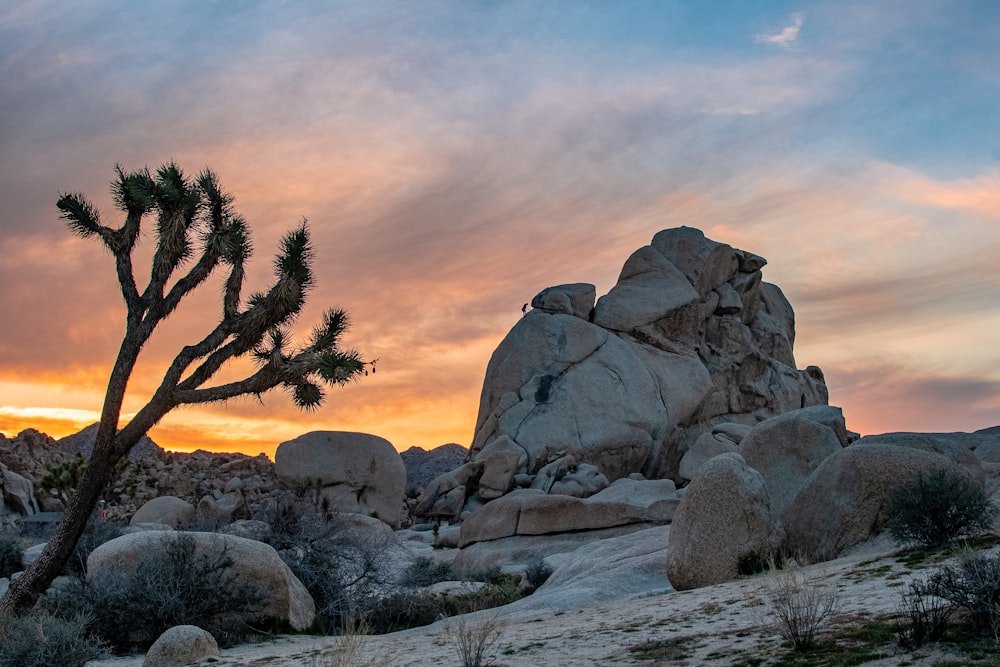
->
[85,536,991,667]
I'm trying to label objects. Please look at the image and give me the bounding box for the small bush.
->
[930,549,1000,639]
[524,556,553,589]
[0,530,22,579]
[466,565,505,585]
[308,618,399,667]
[896,577,952,647]
[737,551,770,577]
[402,556,453,588]
[885,468,996,549]
[446,613,505,667]
[0,610,109,667]
[763,568,838,651]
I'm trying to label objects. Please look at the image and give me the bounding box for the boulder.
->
[220,519,271,542]
[968,426,1000,462]
[87,531,315,632]
[143,625,219,667]
[678,431,738,482]
[740,406,848,515]
[130,496,196,528]
[529,455,609,497]
[459,479,677,546]
[783,444,975,562]
[1,464,39,515]
[530,283,596,319]
[666,453,781,590]
[854,432,984,481]
[275,431,407,527]
[478,436,528,500]
[196,490,246,527]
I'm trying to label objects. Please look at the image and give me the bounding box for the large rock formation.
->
[417,227,827,520]
[274,431,407,528]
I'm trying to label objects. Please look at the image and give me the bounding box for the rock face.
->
[1,462,39,516]
[143,625,219,667]
[417,227,827,520]
[739,405,849,515]
[88,531,315,633]
[783,445,973,563]
[666,453,781,590]
[275,431,407,528]
[459,479,678,547]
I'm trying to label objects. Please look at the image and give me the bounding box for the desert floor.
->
[85,534,1000,667]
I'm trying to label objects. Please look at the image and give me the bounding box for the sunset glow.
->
[1,3,998,458]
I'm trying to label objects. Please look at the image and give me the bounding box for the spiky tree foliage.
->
[0,163,367,613]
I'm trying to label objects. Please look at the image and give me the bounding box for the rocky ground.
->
[84,535,999,667]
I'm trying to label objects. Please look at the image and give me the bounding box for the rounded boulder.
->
[666,453,781,590]
[275,431,406,527]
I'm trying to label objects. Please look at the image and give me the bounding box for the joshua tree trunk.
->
[0,163,366,613]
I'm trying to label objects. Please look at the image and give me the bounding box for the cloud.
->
[825,361,1000,435]
[756,13,805,48]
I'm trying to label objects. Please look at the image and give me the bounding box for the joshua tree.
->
[0,163,368,613]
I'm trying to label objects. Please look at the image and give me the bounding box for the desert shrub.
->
[763,568,839,651]
[402,556,453,588]
[885,468,996,548]
[308,618,399,667]
[446,613,505,667]
[896,576,953,647]
[524,556,553,589]
[738,551,770,577]
[930,549,1000,639]
[0,609,109,667]
[466,564,505,585]
[366,589,443,633]
[0,530,22,578]
[257,498,397,632]
[85,533,265,651]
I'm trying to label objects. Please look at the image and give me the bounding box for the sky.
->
[1,1,998,458]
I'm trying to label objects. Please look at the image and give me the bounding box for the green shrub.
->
[930,549,1000,639]
[896,576,952,648]
[0,610,108,667]
[524,556,553,589]
[0,530,22,579]
[764,568,839,651]
[885,468,996,548]
[402,556,453,588]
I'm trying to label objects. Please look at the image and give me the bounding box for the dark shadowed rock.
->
[400,443,468,494]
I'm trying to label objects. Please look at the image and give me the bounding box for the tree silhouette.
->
[0,163,367,613]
